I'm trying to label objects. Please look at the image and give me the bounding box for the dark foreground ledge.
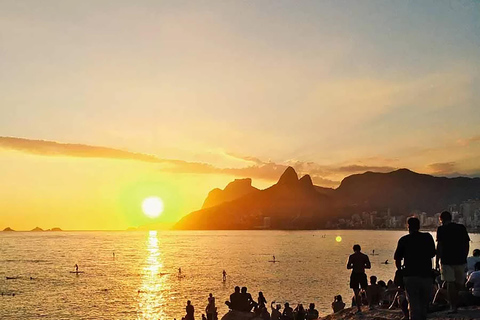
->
[320,306,480,320]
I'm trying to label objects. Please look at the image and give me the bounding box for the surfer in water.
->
[273,255,276,263]
[223,270,227,282]
[75,264,79,272]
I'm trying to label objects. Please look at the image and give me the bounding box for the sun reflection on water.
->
[138,230,168,320]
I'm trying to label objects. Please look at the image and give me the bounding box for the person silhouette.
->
[74,264,79,272]
[225,286,241,311]
[206,293,216,320]
[347,244,371,314]
[185,300,195,320]
[222,270,227,282]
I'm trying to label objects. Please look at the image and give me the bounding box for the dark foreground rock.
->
[320,306,480,320]
[221,311,262,320]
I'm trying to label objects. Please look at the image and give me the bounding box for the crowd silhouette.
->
[179,211,480,320]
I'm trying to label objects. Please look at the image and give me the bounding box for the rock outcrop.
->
[221,311,262,320]
[202,178,259,209]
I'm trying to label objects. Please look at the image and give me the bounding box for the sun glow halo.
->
[142,197,164,218]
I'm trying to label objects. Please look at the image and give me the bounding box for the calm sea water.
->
[1,230,479,319]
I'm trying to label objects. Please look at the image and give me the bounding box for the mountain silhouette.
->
[31,227,44,232]
[175,167,333,230]
[202,178,259,209]
[174,167,480,230]
[335,168,480,214]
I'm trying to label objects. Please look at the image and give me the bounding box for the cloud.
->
[457,135,480,147]
[0,136,215,171]
[428,162,457,174]
[334,165,397,174]
[0,136,403,188]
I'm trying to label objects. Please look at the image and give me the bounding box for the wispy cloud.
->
[0,136,404,188]
[428,162,457,175]
[457,135,480,147]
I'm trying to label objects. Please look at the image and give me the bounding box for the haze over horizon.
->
[1,1,479,230]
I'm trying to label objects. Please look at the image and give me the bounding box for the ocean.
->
[1,230,479,319]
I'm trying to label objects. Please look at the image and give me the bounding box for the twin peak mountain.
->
[174,167,480,230]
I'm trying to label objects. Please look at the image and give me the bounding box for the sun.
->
[142,197,164,218]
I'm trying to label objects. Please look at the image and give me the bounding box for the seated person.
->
[366,276,382,309]
[306,303,318,320]
[270,302,281,320]
[240,287,256,312]
[260,307,270,320]
[467,249,480,276]
[466,261,480,305]
[225,286,242,311]
[293,304,305,320]
[282,302,294,320]
[331,295,345,313]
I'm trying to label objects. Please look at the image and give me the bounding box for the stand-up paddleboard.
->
[268,260,279,263]
[70,271,84,274]
[6,276,19,280]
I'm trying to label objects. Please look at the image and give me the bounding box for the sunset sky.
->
[1,1,479,230]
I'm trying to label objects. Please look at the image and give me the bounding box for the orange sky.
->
[0,1,479,230]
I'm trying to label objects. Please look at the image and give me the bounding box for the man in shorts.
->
[436,211,470,313]
[394,217,436,320]
[347,244,371,313]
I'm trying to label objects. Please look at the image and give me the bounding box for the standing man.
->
[347,244,371,314]
[436,211,470,314]
[394,217,436,320]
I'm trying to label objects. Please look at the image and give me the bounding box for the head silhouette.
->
[309,303,315,310]
[284,302,289,308]
[337,295,343,302]
[473,249,480,257]
[370,275,377,284]
[241,287,247,294]
[234,286,240,293]
[353,244,361,252]
[187,300,191,305]
[440,211,452,224]
[407,217,420,233]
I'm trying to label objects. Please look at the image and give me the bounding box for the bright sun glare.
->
[142,197,164,218]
